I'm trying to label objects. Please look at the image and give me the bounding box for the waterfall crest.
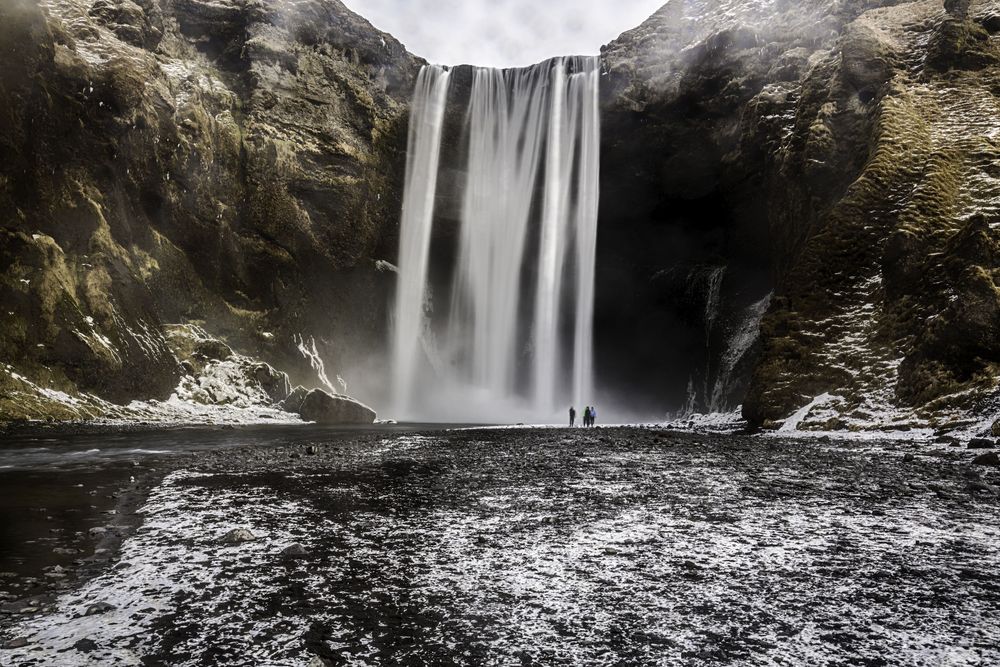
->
[392,57,601,422]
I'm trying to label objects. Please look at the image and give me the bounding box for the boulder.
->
[219,528,257,544]
[973,451,1000,467]
[2,638,29,649]
[281,543,310,558]
[992,420,1000,437]
[967,438,996,449]
[281,385,310,414]
[297,389,376,425]
[252,363,291,404]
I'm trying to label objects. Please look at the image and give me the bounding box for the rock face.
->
[0,0,418,421]
[297,388,376,424]
[601,0,1000,431]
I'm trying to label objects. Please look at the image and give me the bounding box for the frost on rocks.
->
[7,433,996,665]
[0,322,302,426]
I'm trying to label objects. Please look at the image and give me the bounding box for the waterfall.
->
[708,292,772,413]
[392,57,601,421]
[680,266,727,415]
[391,65,452,413]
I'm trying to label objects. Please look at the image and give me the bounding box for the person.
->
[569,406,576,427]
[583,406,591,427]
[591,405,597,427]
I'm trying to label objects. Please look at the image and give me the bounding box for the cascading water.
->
[708,292,772,413]
[681,266,726,416]
[392,57,601,422]
[391,66,452,413]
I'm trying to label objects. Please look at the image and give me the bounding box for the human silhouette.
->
[569,406,576,427]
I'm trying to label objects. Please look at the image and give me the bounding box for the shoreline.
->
[0,462,172,632]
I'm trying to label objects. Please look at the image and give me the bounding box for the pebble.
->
[74,638,99,652]
[220,528,257,544]
[281,543,310,558]
[84,601,116,616]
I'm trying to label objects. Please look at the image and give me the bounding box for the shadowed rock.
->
[973,451,1000,467]
[281,543,310,558]
[281,385,310,414]
[968,438,996,449]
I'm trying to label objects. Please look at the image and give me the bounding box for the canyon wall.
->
[600,0,1000,432]
[0,0,419,419]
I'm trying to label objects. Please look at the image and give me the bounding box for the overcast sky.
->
[340,0,667,67]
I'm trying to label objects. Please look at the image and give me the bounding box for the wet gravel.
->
[2,427,999,665]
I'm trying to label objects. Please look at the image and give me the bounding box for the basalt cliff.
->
[0,0,417,421]
[600,0,1000,433]
[2,0,999,434]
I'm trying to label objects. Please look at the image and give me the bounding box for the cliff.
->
[600,0,1000,433]
[0,0,419,421]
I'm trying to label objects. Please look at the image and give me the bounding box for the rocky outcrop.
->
[280,384,310,413]
[601,0,1000,432]
[165,324,292,408]
[0,322,321,424]
[0,0,418,422]
[297,388,375,424]
[743,1,1000,433]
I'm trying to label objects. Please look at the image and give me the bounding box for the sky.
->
[340,0,667,67]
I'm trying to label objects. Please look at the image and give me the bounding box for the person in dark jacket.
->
[569,406,576,427]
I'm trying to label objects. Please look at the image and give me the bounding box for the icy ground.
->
[2,428,999,666]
